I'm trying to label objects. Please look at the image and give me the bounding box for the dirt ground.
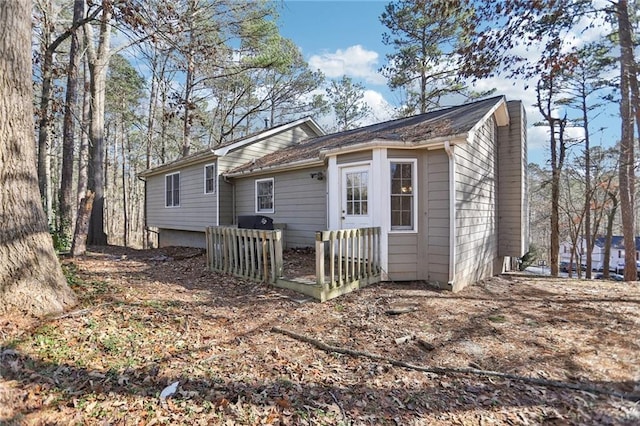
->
[1,246,639,425]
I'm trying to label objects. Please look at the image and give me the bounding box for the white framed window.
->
[165,172,180,207]
[390,160,416,231]
[204,163,216,194]
[255,178,274,213]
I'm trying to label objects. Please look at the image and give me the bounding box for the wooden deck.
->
[205,226,382,301]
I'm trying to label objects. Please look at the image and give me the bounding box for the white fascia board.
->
[213,117,325,157]
[469,97,510,139]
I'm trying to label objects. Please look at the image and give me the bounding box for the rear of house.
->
[224,96,528,291]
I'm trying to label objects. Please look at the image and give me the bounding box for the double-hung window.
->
[255,178,274,213]
[390,161,415,230]
[204,164,215,194]
[165,172,180,207]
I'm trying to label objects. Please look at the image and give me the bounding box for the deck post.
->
[315,231,325,285]
[273,230,283,282]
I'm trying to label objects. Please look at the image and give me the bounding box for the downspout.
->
[444,141,456,289]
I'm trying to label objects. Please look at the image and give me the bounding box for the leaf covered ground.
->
[1,246,639,425]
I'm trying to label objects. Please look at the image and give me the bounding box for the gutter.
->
[318,135,468,160]
[224,157,325,178]
[444,140,456,289]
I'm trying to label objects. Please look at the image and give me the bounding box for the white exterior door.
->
[340,165,372,229]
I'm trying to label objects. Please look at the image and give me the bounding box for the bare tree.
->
[58,0,86,246]
[537,71,569,277]
[615,0,638,281]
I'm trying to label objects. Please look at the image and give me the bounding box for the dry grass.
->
[1,246,639,425]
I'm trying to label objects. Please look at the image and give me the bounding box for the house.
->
[560,236,640,271]
[138,116,325,248]
[141,95,528,292]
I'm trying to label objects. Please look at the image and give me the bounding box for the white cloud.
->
[362,90,396,124]
[309,45,386,85]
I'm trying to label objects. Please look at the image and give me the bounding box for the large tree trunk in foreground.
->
[616,0,637,281]
[0,1,76,316]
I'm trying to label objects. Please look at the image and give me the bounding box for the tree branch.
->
[271,327,640,402]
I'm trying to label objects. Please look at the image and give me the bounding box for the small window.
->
[204,164,216,194]
[256,178,274,213]
[165,172,180,207]
[390,161,415,230]
[618,250,622,258]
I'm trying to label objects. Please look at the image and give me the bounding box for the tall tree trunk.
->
[602,193,618,279]
[144,46,161,248]
[71,191,95,257]
[85,1,112,246]
[59,0,85,244]
[616,0,637,281]
[182,53,194,157]
[537,77,566,277]
[122,133,128,247]
[0,0,76,316]
[582,87,592,278]
[77,57,90,205]
[36,8,54,224]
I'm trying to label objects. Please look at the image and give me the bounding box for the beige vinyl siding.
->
[233,168,327,248]
[422,149,450,284]
[388,234,418,280]
[453,117,498,289]
[218,125,316,173]
[386,150,421,281]
[146,160,218,232]
[337,150,372,164]
[145,123,319,240]
[498,101,528,257]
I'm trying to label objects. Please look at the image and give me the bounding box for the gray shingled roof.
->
[226,96,506,176]
[139,116,322,177]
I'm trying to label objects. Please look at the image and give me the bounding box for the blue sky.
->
[277,0,622,168]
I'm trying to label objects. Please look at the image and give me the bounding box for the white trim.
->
[372,149,389,279]
[388,158,418,234]
[327,157,339,229]
[255,177,275,214]
[164,171,180,208]
[444,141,456,286]
[204,163,216,195]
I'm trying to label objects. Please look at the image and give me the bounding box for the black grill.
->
[237,215,274,230]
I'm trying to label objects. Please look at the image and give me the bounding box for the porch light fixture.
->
[310,171,324,181]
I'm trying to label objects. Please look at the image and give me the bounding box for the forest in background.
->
[31,0,639,279]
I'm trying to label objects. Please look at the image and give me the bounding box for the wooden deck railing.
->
[315,227,382,289]
[205,226,283,283]
[205,225,382,301]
